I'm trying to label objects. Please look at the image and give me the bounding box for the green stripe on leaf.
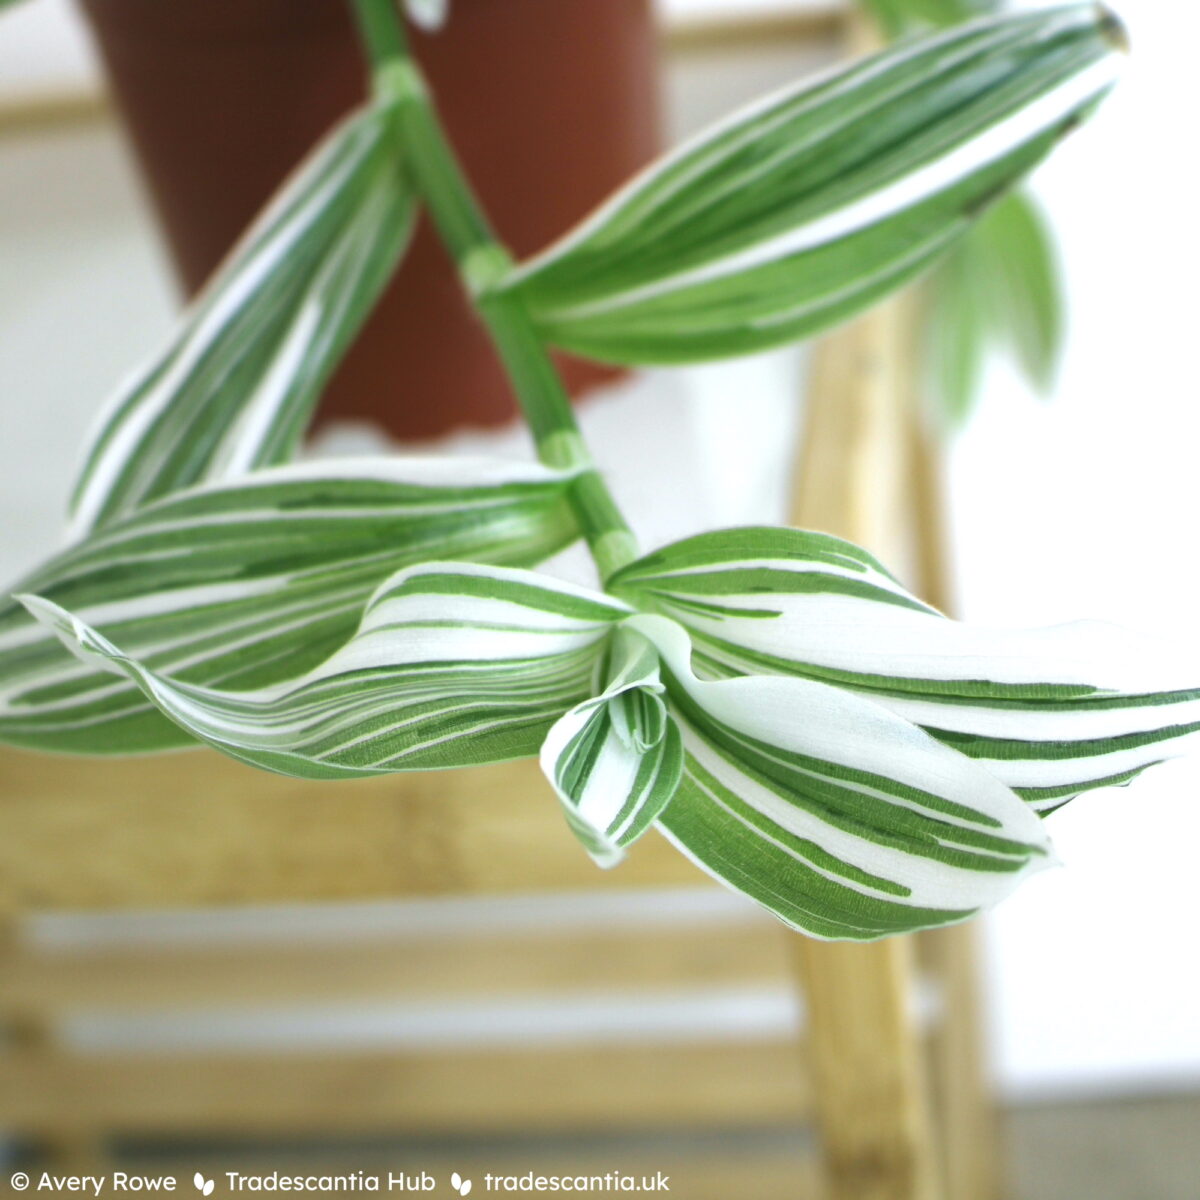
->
[69,100,414,537]
[494,6,1122,365]
[0,460,579,755]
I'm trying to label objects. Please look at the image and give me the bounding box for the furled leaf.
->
[541,622,683,865]
[0,459,579,755]
[68,99,414,539]
[493,5,1123,365]
[611,528,1200,814]
[633,615,1052,940]
[21,564,628,777]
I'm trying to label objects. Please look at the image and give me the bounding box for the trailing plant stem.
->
[348,0,638,581]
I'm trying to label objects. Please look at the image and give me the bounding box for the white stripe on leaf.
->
[18,564,626,778]
[632,614,1053,940]
[613,527,1200,812]
[68,100,414,537]
[0,460,580,755]
[497,6,1123,364]
[530,58,1118,324]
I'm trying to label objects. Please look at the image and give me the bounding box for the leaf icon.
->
[460,1183,472,1197]
[193,1175,214,1197]
[451,1174,461,1191]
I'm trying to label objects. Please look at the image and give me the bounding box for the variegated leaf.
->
[612,529,1200,813]
[926,191,1063,425]
[494,6,1123,364]
[0,459,579,755]
[973,189,1063,395]
[632,614,1052,940]
[69,99,414,538]
[541,622,683,865]
[21,564,628,777]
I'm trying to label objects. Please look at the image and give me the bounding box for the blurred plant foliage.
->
[1,1,1185,942]
[863,0,1065,425]
[863,0,997,39]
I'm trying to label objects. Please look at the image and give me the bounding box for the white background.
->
[950,0,1200,1098]
[0,0,1197,1099]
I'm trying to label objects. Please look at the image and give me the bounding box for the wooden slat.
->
[0,91,108,137]
[0,921,111,1171]
[0,922,789,1012]
[0,1040,811,1136]
[665,4,847,52]
[0,752,704,913]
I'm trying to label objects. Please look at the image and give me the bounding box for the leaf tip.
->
[1095,4,1130,54]
[15,593,125,676]
[14,592,66,633]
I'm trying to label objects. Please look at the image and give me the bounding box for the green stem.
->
[348,0,638,581]
[349,0,409,70]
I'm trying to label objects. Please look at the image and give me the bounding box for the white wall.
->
[0,0,96,102]
[955,0,1200,1097]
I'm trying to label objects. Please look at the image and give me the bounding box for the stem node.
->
[347,0,639,578]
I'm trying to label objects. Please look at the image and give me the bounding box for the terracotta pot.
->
[77,0,661,440]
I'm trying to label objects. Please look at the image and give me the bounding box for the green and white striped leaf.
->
[20,563,627,778]
[0,458,579,756]
[68,99,414,539]
[632,614,1051,940]
[541,622,683,866]
[612,528,1200,814]
[494,5,1122,365]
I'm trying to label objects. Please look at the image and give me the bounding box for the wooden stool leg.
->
[908,387,1001,1200]
[919,925,1000,1200]
[794,936,941,1200]
[791,302,945,1200]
